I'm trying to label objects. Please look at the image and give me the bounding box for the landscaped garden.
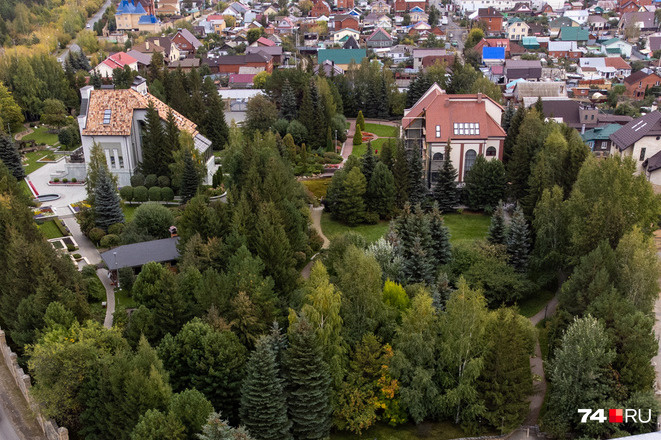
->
[320,211,491,245]
[22,150,57,174]
[301,177,331,200]
[38,219,65,239]
[351,122,399,157]
[363,122,399,138]
[330,420,470,440]
[22,126,60,146]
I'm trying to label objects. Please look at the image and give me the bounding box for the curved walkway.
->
[13,125,33,141]
[301,206,330,279]
[340,119,401,162]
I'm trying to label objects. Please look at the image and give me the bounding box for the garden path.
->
[301,206,330,280]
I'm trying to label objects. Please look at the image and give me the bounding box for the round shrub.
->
[130,173,145,187]
[133,202,175,238]
[157,175,170,188]
[161,187,175,202]
[273,118,289,136]
[100,234,120,248]
[62,178,69,183]
[133,186,148,202]
[108,223,125,235]
[145,174,158,188]
[119,186,134,201]
[73,253,82,259]
[72,178,77,183]
[287,120,308,145]
[66,243,76,252]
[148,186,162,201]
[88,227,106,244]
[53,178,60,182]
[363,211,379,225]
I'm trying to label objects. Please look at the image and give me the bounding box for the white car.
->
[86,24,91,28]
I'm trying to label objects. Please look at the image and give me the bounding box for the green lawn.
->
[115,289,137,308]
[38,219,65,239]
[363,123,399,138]
[442,212,491,244]
[18,180,32,198]
[517,290,555,318]
[302,178,332,199]
[331,421,470,440]
[122,205,138,222]
[23,126,59,146]
[23,150,56,174]
[351,143,368,157]
[321,211,490,245]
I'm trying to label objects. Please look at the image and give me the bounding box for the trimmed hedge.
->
[100,234,120,248]
[134,186,148,202]
[161,187,175,201]
[145,174,158,188]
[55,219,69,236]
[119,186,134,201]
[130,173,145,187]
[148,186,162,201]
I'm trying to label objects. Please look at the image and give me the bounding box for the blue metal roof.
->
[482,46,505,59]
[138,14,158,24]
[116,0,146,14]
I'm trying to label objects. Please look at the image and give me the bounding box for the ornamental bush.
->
[157,175,170,188]
[100,234,120,248]
[133,186,148,202]
[130,173,145,187]
[161,187,175,202]
[88,227,106,244]
[148,186,162,201]
[119,186,134,201]
[145,174,158,188]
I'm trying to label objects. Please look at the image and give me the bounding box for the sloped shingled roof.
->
[610,111,661,150]
[83,89,198,137]
[101,237,180,270]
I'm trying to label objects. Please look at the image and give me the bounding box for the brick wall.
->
[0,328,69,440]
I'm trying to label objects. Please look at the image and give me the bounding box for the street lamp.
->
[113,251,120,289]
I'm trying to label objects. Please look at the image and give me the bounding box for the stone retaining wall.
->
[0,328,69,440]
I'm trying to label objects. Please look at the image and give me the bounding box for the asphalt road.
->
[58,0,113,63]
[0,404,21,440]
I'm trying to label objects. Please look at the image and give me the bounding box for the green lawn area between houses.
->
[23,150,56,174]
[363,123,399,138]
[38,219,65,239]
[320,211,490,245]
[22,126,60,146]
[330,420,476,440]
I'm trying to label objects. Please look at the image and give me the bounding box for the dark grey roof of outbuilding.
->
[101,237,180,270]
[643,150,661,172]
[610,111,661,150]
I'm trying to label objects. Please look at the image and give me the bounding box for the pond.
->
[36,194,61,202]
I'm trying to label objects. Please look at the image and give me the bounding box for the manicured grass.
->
[321,212,390,243]
[18,179,33,198]
[517,290,555,318]
[351,143,367,157]
[302,178,332,199]
[320,211,490,245]
[115,289,137,309]
[122,205,138,222]
[363,123,399,138]
[331,421,469,440]
[38,219,65,239]
[442,212,491,244]
[22,150,56,174]
[23,126,59,146]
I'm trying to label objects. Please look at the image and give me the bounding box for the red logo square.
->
[609,409,623,423]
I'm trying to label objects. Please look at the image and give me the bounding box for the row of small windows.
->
[435,123,482,137]
[431,146,495,161]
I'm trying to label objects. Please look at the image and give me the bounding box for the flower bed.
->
[49,180,85,185]
[361,131,377,142]
[69,201,91,214]
[33,205,56,219]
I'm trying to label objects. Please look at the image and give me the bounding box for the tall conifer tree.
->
[433,142,458,212]
[0,134,24,180]
[94,166,124,230]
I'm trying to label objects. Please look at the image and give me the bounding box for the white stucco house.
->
[610,111,661,185]
[75,83,214,187]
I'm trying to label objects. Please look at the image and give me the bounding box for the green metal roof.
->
[606,47,621,54]
[602,37,621,46]
[522,36,540,47]
[560,26,590,41]
[317,48,367,65]
[581,124,621,142]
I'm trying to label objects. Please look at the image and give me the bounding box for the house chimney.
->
[477,92,483,103]
[581,123,585,134]
[145,41,150,50]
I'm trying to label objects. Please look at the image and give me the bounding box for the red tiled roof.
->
[101,52,137,70]
[604,56,631,70]
[256,36,275,46]
[402,84,505,142]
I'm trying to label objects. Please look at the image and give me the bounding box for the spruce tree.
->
[487,201,506,245]
[394,203,435,284]
[392,141,409,208]
[366,162,395,219]
[503,105,525,163]
[501,101,515,134]
[180,149,200,203]
[202,79,229,151]
[298,86,314,144]
[280,79,297,121]
[463,155,507,211]
[141,102,166,176]
[240,337,292,440]
[311,81,326,149]
[94,166,124,230]
[338,167,366,226]
[356,110,365,132]
[432,142,458,212]
[407,147,427,205]
[379,139,395,170]
[429,203,452,266]
[285,318,332,440]
[506,205,530,272]
[377,78,389,119]
[361,141,377,183]
[164,110,180,177]
[0,134,24,180]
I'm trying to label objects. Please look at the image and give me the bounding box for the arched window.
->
[486,146,497,157]
[432,152,444,161]
[464,149,477,177]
